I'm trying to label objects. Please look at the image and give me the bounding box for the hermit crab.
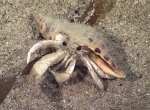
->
[27,13,126,89]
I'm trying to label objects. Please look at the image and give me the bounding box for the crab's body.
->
[27,12,126,89]
[36,14,115,67]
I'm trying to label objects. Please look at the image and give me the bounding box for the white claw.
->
[29,50,67,84]
[29,61,48,84]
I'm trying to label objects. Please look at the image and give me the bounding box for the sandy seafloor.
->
[0,0,150,110]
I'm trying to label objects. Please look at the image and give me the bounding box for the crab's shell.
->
[33,13,126,78]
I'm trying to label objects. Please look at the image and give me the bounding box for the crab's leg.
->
[49,59,76,83]
[29,50,67,84]
[27,39,66,64]
[89,60,114,79]
[55,53,70,69]
[89,53,126,78]
[81,55,104,90]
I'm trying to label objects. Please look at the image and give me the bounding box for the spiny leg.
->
[54,54,77,71]
[81,55,104,90]
[65,55,77,67]
[89,53,126,78]
[54,53,70,70]
[49,59,76,83]
[89,60,114,79]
